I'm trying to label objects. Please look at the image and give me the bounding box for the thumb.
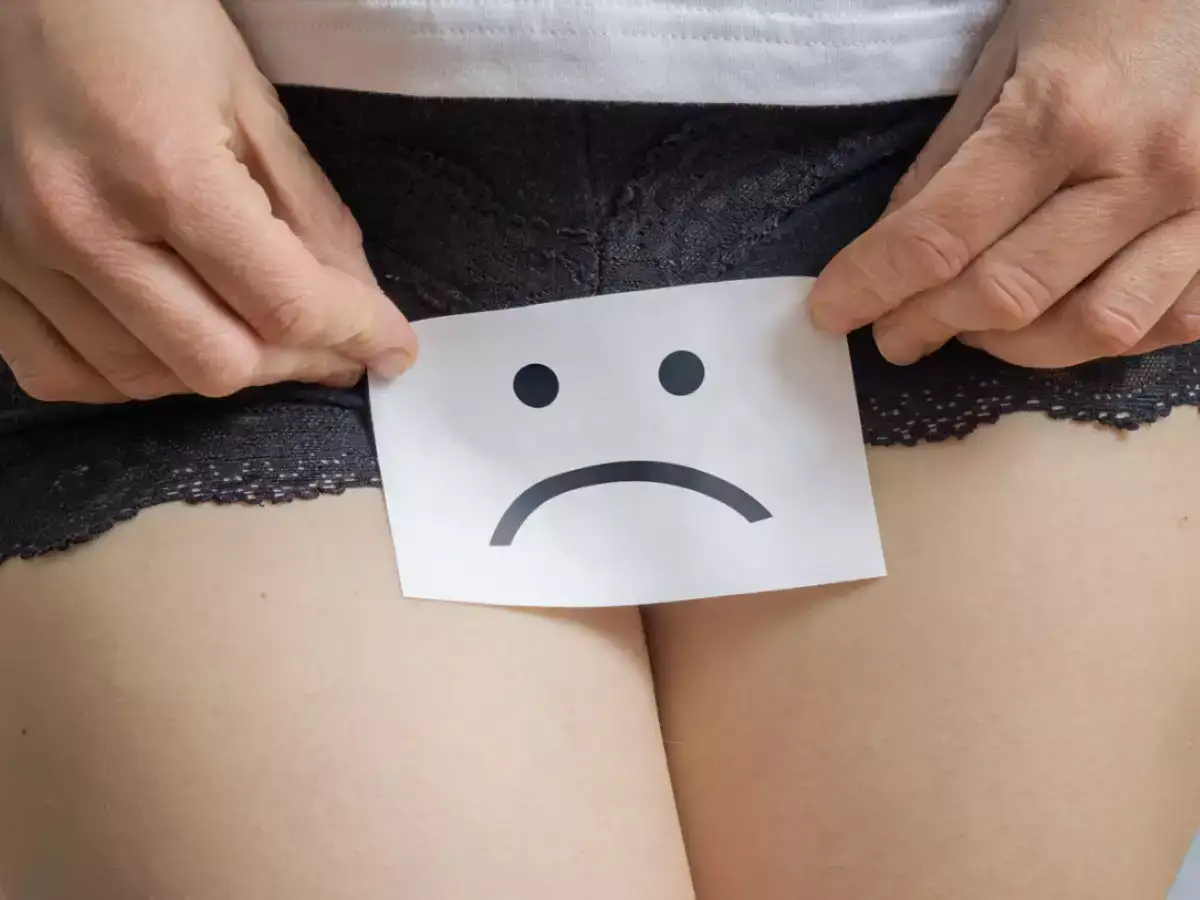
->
[884,4,1019,215]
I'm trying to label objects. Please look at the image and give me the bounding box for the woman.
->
[0,0,1197,897]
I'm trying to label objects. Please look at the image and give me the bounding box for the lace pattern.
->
[1,89,1197,562]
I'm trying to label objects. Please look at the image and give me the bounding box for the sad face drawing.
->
[491,351,772,546]
[369,278,884,607]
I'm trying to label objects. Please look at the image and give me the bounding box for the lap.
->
[0,492,692,900]
[3,412,1197,900]
[647,411,1200,899]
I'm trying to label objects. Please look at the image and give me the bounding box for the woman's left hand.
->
[808,0,1200,368]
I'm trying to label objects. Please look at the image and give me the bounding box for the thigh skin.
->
[0,492,694,900]
[647,411,1200,900]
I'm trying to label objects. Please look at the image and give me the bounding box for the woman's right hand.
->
[0,0,417,403]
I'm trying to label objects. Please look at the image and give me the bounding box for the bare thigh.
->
[0,492,693,900]
[648,412,1200,900]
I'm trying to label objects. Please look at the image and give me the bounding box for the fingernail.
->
[371,348,414,379]
[323,366,365,389]
[873,322,922,366]
[807,293,848,335]
[809,307,835,333]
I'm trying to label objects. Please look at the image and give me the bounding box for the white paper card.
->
[370,277,885,607]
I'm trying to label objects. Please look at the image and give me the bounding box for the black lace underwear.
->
[1,89,1197,563]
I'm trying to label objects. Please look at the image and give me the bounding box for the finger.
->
[0,279,122,404]
[961,213,1200,368]
[885,4,1018,213]
[236,88,378,286]
[160,153,416,375]
[63,238,365,396]
[1125,269,1200,355]
[0,245,186,400]
[873,177,1166,364]
[809,86,1073,335]
[251,344,365,389]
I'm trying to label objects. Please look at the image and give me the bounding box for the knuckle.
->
[159,158,221,214]
[135,151,228,232]
[255,290,325,347]
[1137,121,1200,206]
[971,258,1052,329]
[130,137,205,194]
[891,215,972,285]
[97,352,176,401]
[1081,300,1147,355]
[149,167,209,229]
[186,340,260,398]
[1161,306,1200,345]
[1001,58,1117,154]
[16,162,105,252]
[137,144,189,194]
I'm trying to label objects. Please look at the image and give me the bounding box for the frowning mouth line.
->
[489,461,772,546]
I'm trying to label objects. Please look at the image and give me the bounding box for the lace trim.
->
[2,91,1198,565]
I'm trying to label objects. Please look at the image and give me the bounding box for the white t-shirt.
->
[222,0,1003,106]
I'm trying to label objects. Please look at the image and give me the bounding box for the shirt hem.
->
[224,0,1001,105]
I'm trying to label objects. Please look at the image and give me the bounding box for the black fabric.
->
[2,88,1198,563]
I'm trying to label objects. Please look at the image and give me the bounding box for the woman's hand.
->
[0,0,416,403]
[808,0,1200,368]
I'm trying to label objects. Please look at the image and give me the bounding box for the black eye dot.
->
[513,363,559,408]
[658,350,705,396]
